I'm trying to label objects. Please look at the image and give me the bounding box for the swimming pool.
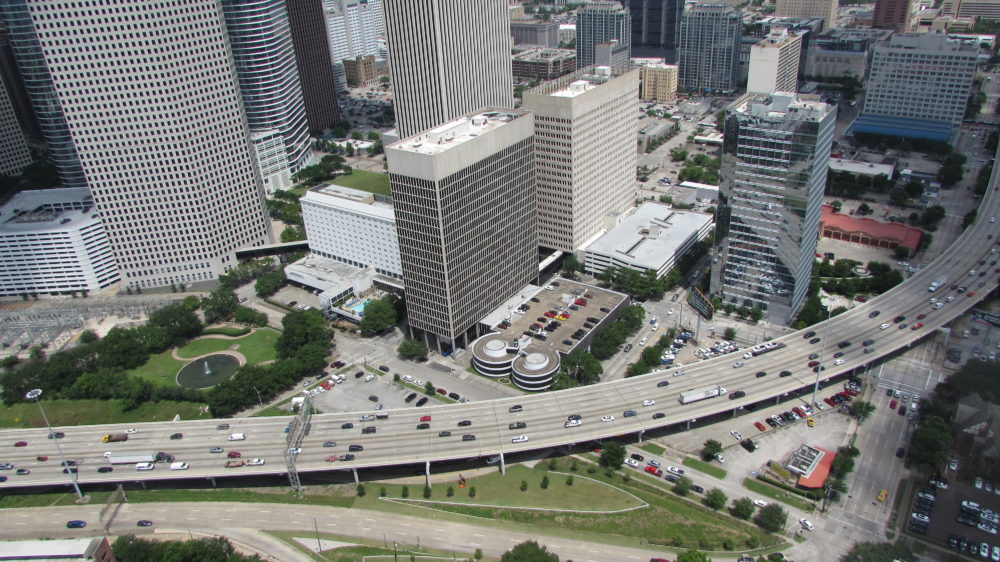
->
[350,298,372,315]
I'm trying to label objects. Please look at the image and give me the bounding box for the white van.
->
[135,462,155,471]
[228,433,246,441]
[169,462,189,470]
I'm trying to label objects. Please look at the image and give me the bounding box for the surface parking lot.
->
[310,369,427,415]
[906,476,1000,554]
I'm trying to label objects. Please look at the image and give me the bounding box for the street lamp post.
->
[25,388,84,500]
[810,305,835,409]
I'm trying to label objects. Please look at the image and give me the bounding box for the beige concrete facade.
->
[747,30,802,94]
[774,0,837,29]
[642,64,679,102]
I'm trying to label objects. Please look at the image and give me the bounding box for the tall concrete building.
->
[386,109,537,352]
[286,0,343,133]
[678,5,741,94]
[522,66,640,252]
[4,0,272,289]
[0,75,31,177]
[774,0,838,30]
[325,0,386,88]
[222,0,312,194]
[855,33,978,142]
[383,0,515,139]
[628,0,685,62]
[873,0,913,31]
[576,1,631,69]
[747,29,803,94]
[712,93,835,325]
[641,63,679,102]
[511,21,561,47]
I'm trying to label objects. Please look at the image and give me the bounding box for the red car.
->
[325,455,338,462]
[530,323,542,330]
[644,465,663,477]
[574,299,587,306]
[845,388,860,397]
[823,397,835,406]
[911,322,923,330]
[543,311,556,318]
[793,407,806,417]
[36,455,48,462]
[320,382,331,390]
[808,360,819,367]
[13,441,27,447]
[420,415,432,422]
[754,421,766,431]
[227,451,241,458]
[436,388,447,395]
[968,291,977,297]
[890,399,898,409]
[916,313,926,320]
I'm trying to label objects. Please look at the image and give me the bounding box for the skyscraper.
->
[0,75,31,177]
[325,0,386,88]
[678,5,741,94]
[286,0,343,133]
[522,66,640,252]
[711,93,834,325]
[774,0,838,30]
[747,29,803,95]
[383,0,515,138]
[576,1,631,69]
[873,0,913,31]
[628,0,684,62]
[5,0,272,289]
[386,109,537,352]
[222,0,312,193]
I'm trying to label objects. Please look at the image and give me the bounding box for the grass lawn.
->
[177,328,279,364]
[329,169,391,196]
[125,348,187,387]
[252,405,295,418]
[683,457,727,479]
[742,478,816,512]
[202,326,251,337]
[265,530,466,562]
[0,399,210,429]
[640,443,665,456]
[360,465,642,511]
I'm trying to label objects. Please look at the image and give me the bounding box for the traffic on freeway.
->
[2,176,1000,490]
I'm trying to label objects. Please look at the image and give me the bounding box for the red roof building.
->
[795,446,836,489]
[819,205,923,253]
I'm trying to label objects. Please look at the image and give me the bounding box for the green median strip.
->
[682,457,727,479]
[639,443,665,456]
[742,478,816,512]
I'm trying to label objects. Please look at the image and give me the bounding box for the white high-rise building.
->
[221,0,312,194]
[383,0,515,138]
[747,29,802,95]
[522,66,640,252]
[711,93,835,325]
[0,78,32,177]
[325,0,386,89]
[576,1,631,69]
[774,0,838,29]
[7,0,272,289]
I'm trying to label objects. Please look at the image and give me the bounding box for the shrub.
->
[356,484,366,497]
[379,487,386,497]
[401,486,409,498]
[566,475,574,486]
[469,486,477,498]
[447,486,454,497]
[540,475,549,489]
[423,485,432,499]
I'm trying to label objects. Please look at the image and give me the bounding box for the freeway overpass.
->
[2,165,1000,492]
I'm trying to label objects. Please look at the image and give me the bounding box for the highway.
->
[2,169,999,492]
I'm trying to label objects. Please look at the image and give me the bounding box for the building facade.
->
[511,21,561,47]
[678,5,741,94]
[523,66,639,252]
[301,184,402,278]
[0,75,31,177]
[222,0,312,194]
[386,109,537,352]
[0,188,119,297]
[856,33,978,141]
[325,0,386,89]
[576,1,631,69]
[512,48,578,80]
[804,29,891,79]
[711,93,835,325]
[343,55,381,86]
[873,0,914,31]
[384,0,515,138]
[628,0,685,62]
[774,0,838,30]
[286,0,343,133]
[8,0,272,289]
[747,29,803,94]
[942,0,1000,19]
[641,63,679,101]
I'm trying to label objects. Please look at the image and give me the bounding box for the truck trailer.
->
[107,451,170,465]
[679,385,727,404]
[101,433,128,443]
[928,275,948,292]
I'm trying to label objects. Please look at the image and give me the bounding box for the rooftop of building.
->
[512,47,576,62]
[0,187,99,234]
[828,158,895,177]
[585,202,713,268]
[0,537,102,559]
[302,183,395,221]
[527,65,634,97]
[754,28,802,48]
[820,204,923,250]
[731,92,832,122]
[390,109,529,156]
[879,32,981,53]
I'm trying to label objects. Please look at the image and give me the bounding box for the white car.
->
[800,519,815,531]
[648,459,661,468]
[639,337,648,346]
[714,453,725,463]
[947,296,956,302]
[834,359,845,365]
[364,374,375,382]
[911,512,930,523]
[991,216,997,223]
[743,352,753,359]
[624,458,639,468]
[512,435,529,444]
[402,374,413,382]
[135,462,155,471]
[601,415,615,423]
[753,499,769,508]
[103,451,112,458]
[667,466,684,476]
[879,323,890,330]
[125,428,137,434]
[288,447,302,455]
[651,324,658,331]
[733,361,745,368]
[731,430,743,440]
[247,458,265,466]
[933,302,943,309]
[564,419,582,428]
[642,399,656,406]
[949,459,959,471]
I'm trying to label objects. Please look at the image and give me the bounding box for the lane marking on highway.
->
[471,532,483,537]
[432,537,443,541]
[259,510,270,513]
[324,523,337,526]
[400,523,411,527]
[186,517,198,520]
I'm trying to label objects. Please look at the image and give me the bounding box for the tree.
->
[397,338,428,361]
[78,330,99,345]
[705,488,727,510]
[723,327,736,341]
[676,551,712,562]
[856,202,873,216]
[750,307,764,322]
[358,296,397,335]
[894,245,910,260]
[540,474,549,489]
[276,309,333,358]
[561,254,581,276]
[500,541,559,562]
[520,479,528,492]
[840,541,916,562]
[849,400,876,422]
[233,306,267,327]
[731,497,755,520]
[599,440,626,469]
[673,476,693,496]
[401,486,409,498]
[424,380,435,395]
[254,268,286,298]
[756,503,787,532]
[908,415,953,473]
[113,535,265,562]
[701,439,723,461]
[423,485,432,498]
[202,288,239,324]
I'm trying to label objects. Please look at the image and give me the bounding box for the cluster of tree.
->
[292,153,350,187]
[598,440,626,469]
[265,190,303,227]
[677,154,721,185]
[820,261,903,299]
[397,338,428,362]
[793,292,847,330]
[755,503,788,533]
[254,267,286,298]
[839,541,916,562]
[587,305,644,360]
[279,225,306,243]
[828,445,861,497]
[358,295,400,335]
[670,148,688,162]
[848,400,876,423]
[966,91,988,120]
[597,266,672,301]
[113,535,264,562]
[218,259,277,290]
[0,303,204,409]
[711,300,764,322]
[975,164,993,196]
[636,165,656,182]
[500,541,559,562]
[625,329,677,378]
[853,132,952,156]
[644,123,682,154]
[940,152,967,187]
[816,258,859,279]
[659,194,695,210]
[551,349,603,389]
[206,309,332,416]
[825,170,894,199]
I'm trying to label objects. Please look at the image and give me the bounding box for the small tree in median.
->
[540,475,549,489]
[423,485,432,498]
[724,327,737,340]
[673,476,693,496]
[705,488,727,510]
[701,439,723,461]
[520,480,528,492]
[730,497,755,520]
[424,380,435,396]
[599,441,626,469]
[401,486,409,498]
[756,503,787,533]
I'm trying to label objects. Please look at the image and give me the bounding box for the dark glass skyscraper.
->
[628,0,683,63]
[285,0,343,133]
